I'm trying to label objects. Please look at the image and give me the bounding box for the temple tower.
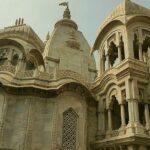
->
[91,0,150,149]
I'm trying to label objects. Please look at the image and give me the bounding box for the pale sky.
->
[0,0,149,47]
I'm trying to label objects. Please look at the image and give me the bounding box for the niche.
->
[111,96,121,130]
[108,41,118,66]
[133,33,139,60]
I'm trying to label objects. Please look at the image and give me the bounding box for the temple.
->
[0,1,149,150]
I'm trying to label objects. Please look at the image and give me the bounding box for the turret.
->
[92,0,150,76]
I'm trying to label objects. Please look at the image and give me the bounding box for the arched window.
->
[108,41,118,67]
[111,96,121,130]
[62,108,78,150]
[133,33,139,60]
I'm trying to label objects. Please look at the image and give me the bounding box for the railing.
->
[57,70,90,88]
[0,65,90,86]
[23,70,34,78]
[0,65,15,74]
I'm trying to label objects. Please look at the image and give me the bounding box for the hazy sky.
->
[0,0,149,47]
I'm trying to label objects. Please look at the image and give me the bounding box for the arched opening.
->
[119,36,125,60]
[122,90,129,125]
[103,99,108,132]
[139,89,146,126]
[111,95,121,130]
[26,60,36,70]
[108,41,118,67]
[25,49,45,71]
[142,36,150,62]
[62,108,78,150]
[139,102,145,126]
[133,33,139,60]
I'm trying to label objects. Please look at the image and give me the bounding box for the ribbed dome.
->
[99,0,150,33]
[0,20,44,51]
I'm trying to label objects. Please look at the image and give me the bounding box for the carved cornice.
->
[92,135,150,149]
[0,65,91,92]
[92,58,149,94]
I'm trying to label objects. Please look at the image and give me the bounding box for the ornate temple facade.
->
[0,0,150,150]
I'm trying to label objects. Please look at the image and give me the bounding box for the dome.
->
[43,6,96,81]
[92,0,150,52]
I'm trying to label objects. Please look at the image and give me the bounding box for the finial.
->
[15,18,24,26]
[59,2,71,19]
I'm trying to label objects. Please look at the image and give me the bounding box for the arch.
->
[0,38,25,55]
[106,85,120,107]
[92,20,124,53]
[26,49,45,70]
[58,82,93,99]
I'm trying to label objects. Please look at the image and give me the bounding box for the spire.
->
[59,2,71,19]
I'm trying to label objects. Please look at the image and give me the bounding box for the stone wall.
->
[0,89,96,150]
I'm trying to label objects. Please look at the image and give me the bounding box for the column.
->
[15,54,23,75]
[118,45,122,63]
[7,49,13,65]
[133,100,140,124]
[145,104,150,130]
[132,79,140,124]
[102,54,105,73]
[139,42,143,61]
[120,104,126,127]
[106,54,110,69]
[108,108,112,132]
[100,54,105,76]
[125,79,134,124]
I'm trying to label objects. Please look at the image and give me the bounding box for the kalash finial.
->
[59,2,71,19]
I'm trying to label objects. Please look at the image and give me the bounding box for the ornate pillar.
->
[139,42,143,61]
[106,54,110,69]
[133,99,140,124]
[120,104,126,127]
[125,79,134,125]
[132,79,140,124]
[145,104,150,130]
[7,49,13,65]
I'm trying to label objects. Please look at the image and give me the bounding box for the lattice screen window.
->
[62,108,78,150]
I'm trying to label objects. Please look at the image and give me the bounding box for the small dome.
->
[92,0,150,52]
